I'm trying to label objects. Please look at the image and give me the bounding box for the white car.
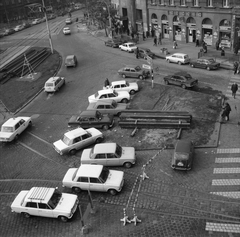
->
[31,18,42,25]
[81,143,136,168]
[11,187,79,222]
[0,117,32,142]
[165,53,190,65]
[65,18,72,24]
[62,164,124,195]
[103,80,139,95]
[53,127,103,155]
[88,89,130,104]
[63,27,71,35]
[14,25,24,32]
[44,76,65,93]
[119,42,137,53]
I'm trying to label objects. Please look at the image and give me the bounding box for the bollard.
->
[120,208,131,226]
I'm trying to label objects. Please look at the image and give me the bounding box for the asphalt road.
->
[0,10,239,237]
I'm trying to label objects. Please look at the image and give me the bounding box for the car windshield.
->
[207,58,215,63]
[115,144,122,157]
[48,189,62,209]
[45,82,53,87]
[135,66,141,71]
[1,126,13,132]
[62,134,71,145]
[99,167,110,183]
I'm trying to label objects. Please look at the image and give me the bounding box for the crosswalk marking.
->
[217,148,240,154]
[213,168,240,174]
[212,179,240,185]
[215,157,240,163]
[206,222,240,233]
[210,191,240,199]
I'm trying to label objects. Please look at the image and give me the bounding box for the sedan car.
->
[3,28,15,36]
[119,42,137,53]
[53,127,103,155]
[62,164,124,195]
[44,76,65,93]
[14,25,24,32]
[189,57,220,70]
[166,53,190,65]
[171,140,194,170]
[63,27,71,35]
[118,65,150,80]
[65,18,72,24]
[136,47,155,59]
[104,39,121,48]
[31,18,42,25]
[163,72,198,89]
[81,143,136,168]
[103,80,139,95]
[0,117,32,142]
[88,89,130,104]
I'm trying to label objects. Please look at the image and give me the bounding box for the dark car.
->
[136,47,155,59]
[104,39,122,48]
[190,57,220,70]
[118,65,150,80]
[171,140,194,171]
[163,72,198,89]
[68,110,114,130]
[3,28,15,36]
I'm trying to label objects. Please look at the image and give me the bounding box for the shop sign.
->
[187,23,196,27]
[202,24,213,29]
[219,26,231,31]
[173,22,181,26]
[151,19,158,24]
[162,20,168,24]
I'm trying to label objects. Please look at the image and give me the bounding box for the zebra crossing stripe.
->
[210,191,240,199]
[215,157,240,163]
[206,222,240,233]
[213,168,240,174]
[217,148,240,154]
[212,179,240,185]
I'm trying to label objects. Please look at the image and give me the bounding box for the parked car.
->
[3,28,15,36]
[81,143,136,168]
[65,18,72,24]
[103,80,139,95]
[11,187,79,222]
[14,25,24,32]
[219,38,231,48]
[163,72,198,89]
[63,27,71,35]
[53,127,103,155]
[166,53,190,65]
[47,14,56,20]
[104,39,122,48]
[44,76,65,93]
[118,65,150,80]
[22,22,31,29]
[0,117,32,142]
[171,140,194,170]
[68,110,114,130]
[65,55,77,67]
[189,57,220,70]
[119,42,137,53]
[62,164,124,195]
[31,18,42,25]
[88,89,130,104]
[136,47,155,59]
[87,100,127,116]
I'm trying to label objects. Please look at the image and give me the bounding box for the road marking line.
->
[212,179,240,185]
[213,168,240,174]
[27,131,53,146]
[217,148,240,154]
[215,157,240,163]
[210,192,240,199]
[205,222,240,233]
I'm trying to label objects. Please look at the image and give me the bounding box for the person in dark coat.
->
[233,61,239,74]
[127,28,130,36]
[104,78,110,88]
[221,102,231,121]
[231,82,238,99]
[136,47,139,59]
[215,40,220,50]
[153,37,157,46]
[143,31,146,41]
[221,47,225,56]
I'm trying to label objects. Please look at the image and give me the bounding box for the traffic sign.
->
[142,64,151,70]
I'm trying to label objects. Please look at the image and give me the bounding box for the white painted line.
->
[217,148,240,154]
[212,179,240,185]
[215,157,240,163]
[206,222,240,233]
[213,168,240,174]
[210,191,240,199]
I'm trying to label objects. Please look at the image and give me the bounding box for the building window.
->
[170,0,175,6]
[151,0,157,5]
[159,0,165,5]
[180,0,186,6]
[194,0,199,6]
[136,9,142,20]
[223,0,229,7]
[207,0,213,7]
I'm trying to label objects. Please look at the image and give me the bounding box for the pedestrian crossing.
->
[225,75,240,99]
[205,148,240,234]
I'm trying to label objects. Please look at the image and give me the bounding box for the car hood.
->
[53,139,68,151]
[62,168,77,183]
[68,115,78,124]
[80,149,92,162]
[55,193,78,212]
[0,132,12,139]
[121,147,135,160]
[86,128,103,137]
[105,170,124,187]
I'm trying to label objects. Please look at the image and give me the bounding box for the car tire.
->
[72,187,81,193]
[96,137,103,143]
[167,59,170,63]
[69,149,77,155]
[28,121,32,127]
[181,84,186,89]
[207,67,210,71]
[59,216,68,223]
[124,162,132,168]
[129,90,135,95]
[122,74,126,78]
[190,64,194,68]
[14,134,19,141]
[165,80,169,85]
[22,212,30,218]
[139,75,143,80]
[102,125,109,130]
[121,98,129,103]
[108,189,117,196]
[178,61,182,65]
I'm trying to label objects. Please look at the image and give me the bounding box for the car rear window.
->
[46,82,54,87]
[129,43,135,47]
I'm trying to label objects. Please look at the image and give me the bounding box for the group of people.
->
[153,34,162,46]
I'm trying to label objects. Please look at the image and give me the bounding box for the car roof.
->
[45,76,61,83]
[66,55,75,59]
[175,140,192,152]
[125,65,140,68]
[77,164,103,178]
[98,89,114,95]
[80,110,97,116]
[171,53,188,56]
[65,127,87,139]
[174,72,191,76]
[93,143,117,154]
[64,27,70,29]
[3,117,26,126]
[25,187,55,203]
[111,80,126,86]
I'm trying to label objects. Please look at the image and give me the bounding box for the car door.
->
[170,55,177,63]
[106,153,120,166]
[174,76,182,86]
[88,116,100,128]
[130,69,137,78]
[124,68,131,77]
[113,84,121,92]
[38,203,54,218]
[197,59,204,69]
[76,176,89,190]
[80,133,93,148]
[168,76,177,85]
[93,153,107,165]
[89,177,105,192]
[120,83,128,92]
[17,120,26,134]
[25,202,38,216]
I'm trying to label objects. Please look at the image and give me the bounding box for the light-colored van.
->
[44,76,65,93]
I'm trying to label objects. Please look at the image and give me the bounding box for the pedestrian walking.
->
[221,47,225,56]
[215,39,220,50]
[136,47,139,59]
[233,61,239,74]
[77,25,80,32]
[221,102,231,122]
[195,39,200,47]
[143,31,146,41]
[146,31,150,38]
[127,28,130,36]
[153,37,157,46]
[104,78,110,88]
[173,40,177,49]
[159,33,162,45]
[231,82,238,99]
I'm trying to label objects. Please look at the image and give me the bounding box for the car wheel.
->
[108,189,117,196]
[178,61,182,65]
[124,162,132,168]
[128,50,131,53]
[72,187,81,193]
[121,98,129,103]
[139,75,143,80]
[167,59,170,63]
[69,149,77,155]
[181,84,186,89]
[22,212,30,218]
[122,74,126,78]
[129,90,135,95]
[28,121,32,127]
[190,64,194,68]
[102,125,109,130]
[165,80,169,85]
[14,134,19,141]
[207,67,210,71]
[95,137,103,143]
[59,216,68,223]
